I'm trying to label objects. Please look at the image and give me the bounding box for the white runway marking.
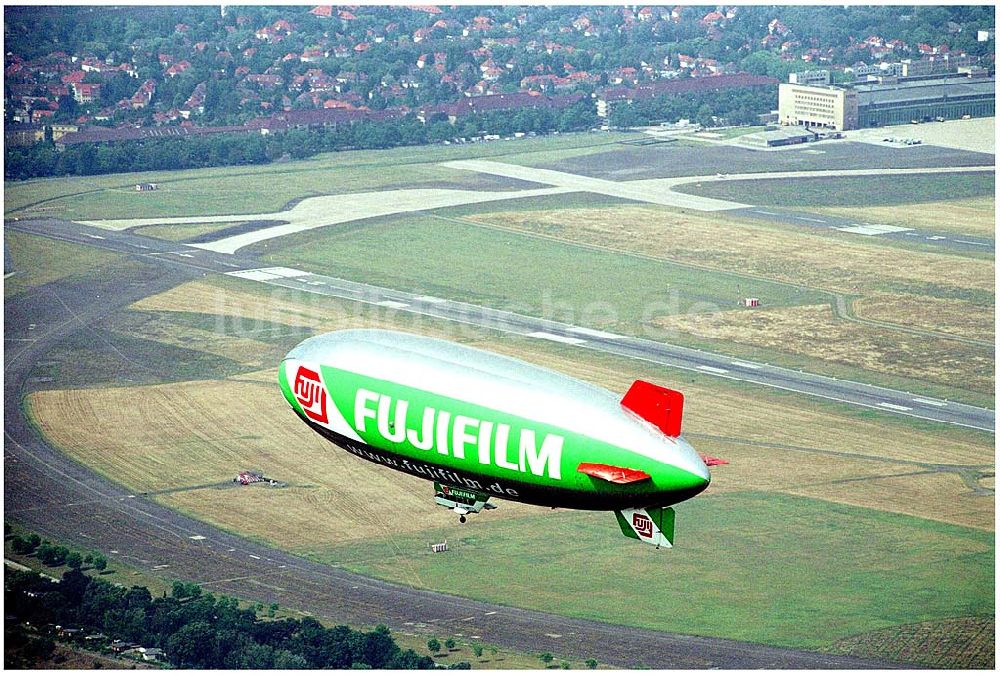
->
[697,365,729,374]
[731,361,761,370]
[376,300,410,309]
[954,239,990,247]
[84,233,105,239]
[414,295,445,303]
[527,331,587,345]
[912,398,947,407]
[836,224,913,236]
[794,216,827,223]
[188,535,206,541]
[570,326,621,340]
[878,402,913,412]
[248,554,261,560]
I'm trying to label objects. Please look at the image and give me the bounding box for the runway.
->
[3,227,905,668]
[8,217,994,433]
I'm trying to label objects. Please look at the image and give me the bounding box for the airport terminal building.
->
[778,74,995,130]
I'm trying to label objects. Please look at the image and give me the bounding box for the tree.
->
[273,649,309,669]
[444,638,457,652]
[65,551,84,569]
[427,638,441,655]
[472,643,484,660]
[540,652,554,667]
[561,661,571,669]
[586,658,599,669]
[489,645,499,661]
[167,621,216,668]
[91,554,108,572]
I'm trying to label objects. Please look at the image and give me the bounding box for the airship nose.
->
[674,436,712,491]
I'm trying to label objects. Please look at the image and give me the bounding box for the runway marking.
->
[570,326,620,340]
[926,235,947,241]
[730,361,761,370]
[527,331,587,345]
[878,402,913,412]
[837,224,913,236]
[174,253,194,258]
[912,398,947,407]
[697,365,729,374]
[188,535,206,540]
[955,239,990,247]
[546,633,563,638]
[415,295,445,303]
[752,210,780,216]
[794,216,827,223]
[248,554,261,560]
[152,564,170,570]
[84,233,105,239]
[376,300,410,309]
[484,611,497,616]
[216,260,240,268]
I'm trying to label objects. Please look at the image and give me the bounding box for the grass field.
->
[652,303,993,394]
[4,231,121,298]
[455,203,993,401]
[23,271,995,663]
[305,493,993,652]
[259,213,828,336]
[3,132,631,221]
[673,172,995,207]
[814,195,995,239]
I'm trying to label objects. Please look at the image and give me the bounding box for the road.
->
[8,217,994,433]
[3,222,906,669]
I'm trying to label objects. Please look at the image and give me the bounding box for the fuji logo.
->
[294,366,328,424]
[632,513,653,539]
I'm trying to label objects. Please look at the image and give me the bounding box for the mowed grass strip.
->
[673,172,995,207]
[814,195,995,239]
[260,214,827,334]
[312,492,994,651]
[4,231,121,298]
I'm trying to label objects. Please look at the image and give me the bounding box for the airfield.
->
[5,124,995,668]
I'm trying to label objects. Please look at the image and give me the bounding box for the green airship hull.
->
[279,358,709,511]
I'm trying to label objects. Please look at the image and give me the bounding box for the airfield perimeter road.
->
[4,227,906,669]
[8,217,994,433]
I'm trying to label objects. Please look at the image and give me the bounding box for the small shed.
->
[743,298,760,308]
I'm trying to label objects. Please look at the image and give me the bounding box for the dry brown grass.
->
[651,304,994,394]
[468,206,995,294]
[787,471,994,532]
[854,293,994,343]
[814,196,996,238]
[27,377,545,548]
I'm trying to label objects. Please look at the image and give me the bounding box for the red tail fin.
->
[621,380,684,437]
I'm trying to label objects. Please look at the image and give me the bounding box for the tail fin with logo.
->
[615,506,675,549]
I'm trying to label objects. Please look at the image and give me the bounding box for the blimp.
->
[279,329,714,548]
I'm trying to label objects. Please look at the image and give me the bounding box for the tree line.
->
[5,530,451,669]
[5,101,598,180]
[6,84,776,181]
